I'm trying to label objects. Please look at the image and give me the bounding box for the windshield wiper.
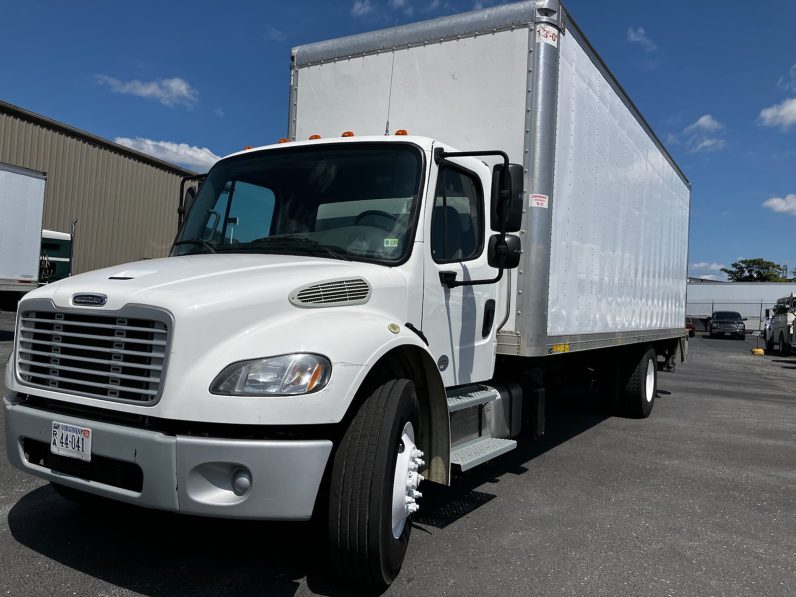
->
[173,239,217,254]
[249,235,352,261]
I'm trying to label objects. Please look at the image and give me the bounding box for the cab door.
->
[421,154,498,388]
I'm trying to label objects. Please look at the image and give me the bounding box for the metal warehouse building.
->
[0,99,194,274]
[687,281,796,331]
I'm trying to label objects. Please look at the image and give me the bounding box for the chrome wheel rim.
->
[645,358,655,403]
[391,421,424,539]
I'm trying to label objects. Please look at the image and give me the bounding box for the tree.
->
[720,258,787,282]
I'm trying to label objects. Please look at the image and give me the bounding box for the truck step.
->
[451,437,517,471]
[446,385,500,413]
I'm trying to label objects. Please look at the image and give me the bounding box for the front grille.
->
[22,438,143,492]
[16,305,170,405]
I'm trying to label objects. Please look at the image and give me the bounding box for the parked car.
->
[708,311,746,339]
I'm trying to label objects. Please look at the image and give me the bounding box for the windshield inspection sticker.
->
[530,193,549,209]
[384,238,399,248]
[537,23,559,48]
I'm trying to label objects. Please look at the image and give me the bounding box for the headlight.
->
[210,353,332,396]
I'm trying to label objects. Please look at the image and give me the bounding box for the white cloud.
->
[213,107,225,117]
[691,137,727,152]
[763,193,796,216]
[777,64,796,92]
[696,274,721,281]
[626,27,658,52]
[114,137,220,169]
[351,0,375,17]
[671,114,727,153]
[96,75,198,108]
[684,114,724,133]
[759,97,796,131]
[264,25,286,42]
[389,0,414,14]
[690,262,726,272]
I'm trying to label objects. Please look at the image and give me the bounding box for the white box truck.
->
[4,0,690,588]
[0,162,47,294]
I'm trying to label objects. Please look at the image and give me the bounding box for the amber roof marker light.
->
[341,131,355,137]
[395,129,408,136]
[277,138,289,144]
[308,134,321,140]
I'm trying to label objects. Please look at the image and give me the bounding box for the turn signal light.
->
[308,134,321,140]
[341,131,355,137]
[277,138,289,144]
[395,129,408,136]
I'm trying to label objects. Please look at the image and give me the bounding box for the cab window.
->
[430,167,483,263]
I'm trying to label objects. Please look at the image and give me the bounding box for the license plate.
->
[51,422,92,462]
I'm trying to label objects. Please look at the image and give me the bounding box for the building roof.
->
[0,98,195,177]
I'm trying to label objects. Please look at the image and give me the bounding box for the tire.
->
[328,378,422,588]
[765,337,773,352]
[780,333,788,356]
[621,347,657,418]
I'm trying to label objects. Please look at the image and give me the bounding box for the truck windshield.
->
[172,143,423,264]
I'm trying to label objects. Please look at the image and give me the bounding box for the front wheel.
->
[328,378,423,588]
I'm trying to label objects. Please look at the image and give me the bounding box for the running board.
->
[446,385,500,413]
[450,437,517,471]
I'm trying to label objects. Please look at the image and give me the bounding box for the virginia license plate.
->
[51,422,92,461]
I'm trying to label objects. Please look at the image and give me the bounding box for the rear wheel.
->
[328,378,423,588]
[780,333,788,356]
[621,347,657,418]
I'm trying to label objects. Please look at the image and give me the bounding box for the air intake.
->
[290,278,371,308]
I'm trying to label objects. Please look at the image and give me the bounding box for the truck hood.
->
[26,254,410,321]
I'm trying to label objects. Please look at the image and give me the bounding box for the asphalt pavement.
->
[0,305,794,596]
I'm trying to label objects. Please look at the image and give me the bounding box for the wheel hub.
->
[645,358,655,402]
[391,422,424,539]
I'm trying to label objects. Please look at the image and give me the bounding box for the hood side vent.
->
[290,278,371,308]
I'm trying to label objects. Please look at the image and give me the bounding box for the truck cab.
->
[4,135,524,585]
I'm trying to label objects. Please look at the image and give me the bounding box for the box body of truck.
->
[5,0,689,588]
[0,162,46,293]
[289,0,690,360]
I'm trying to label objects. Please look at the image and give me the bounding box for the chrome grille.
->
[290,278,371,307]
[16,305,170,405]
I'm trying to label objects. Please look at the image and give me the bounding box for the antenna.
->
[385,20,398,136]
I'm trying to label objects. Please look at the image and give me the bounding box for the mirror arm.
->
[434,148,515,289]
[434,147,511,235]
[440,268,504,289]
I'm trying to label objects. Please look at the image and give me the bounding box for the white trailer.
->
[0,162,46,293]
[4,1,689,588]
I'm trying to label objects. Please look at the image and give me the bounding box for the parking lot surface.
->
[0,305,794,596]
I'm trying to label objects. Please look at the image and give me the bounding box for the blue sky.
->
[1,0,795,279]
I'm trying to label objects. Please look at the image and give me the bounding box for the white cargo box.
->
[0,162,46,293]
[291,1,690,357]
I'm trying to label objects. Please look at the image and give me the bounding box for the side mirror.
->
[491,163,524,233]
[487,234,521,269]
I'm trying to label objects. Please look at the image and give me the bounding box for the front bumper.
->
[4,394,332,520]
